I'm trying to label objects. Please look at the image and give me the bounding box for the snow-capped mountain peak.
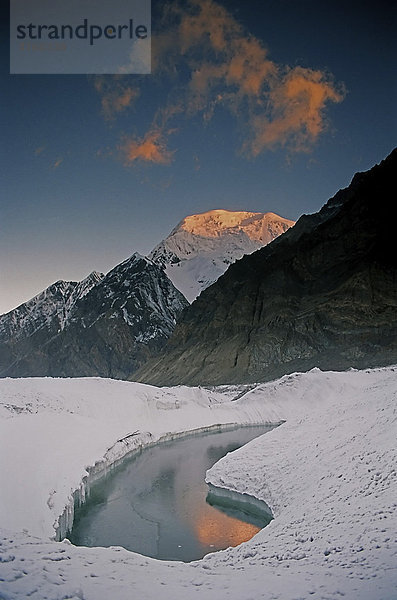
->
[150,209,295,302]
[117,252,148,268]
[0,271,104,343]
[175,209,289,240]
[0,209,293,377]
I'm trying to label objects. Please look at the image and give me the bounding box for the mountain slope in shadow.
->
[135,149,397,386]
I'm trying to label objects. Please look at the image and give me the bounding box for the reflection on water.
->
[68,425,274,562]
[195,509,261,547]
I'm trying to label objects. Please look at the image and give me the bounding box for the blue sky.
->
[1,0,396,314]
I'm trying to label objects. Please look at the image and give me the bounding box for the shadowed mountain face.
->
[0,209,292,380]
[135,149,397,386]
[0,255,187,379]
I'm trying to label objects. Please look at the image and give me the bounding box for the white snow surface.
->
[0,367,396,599]
[149,209,295,302]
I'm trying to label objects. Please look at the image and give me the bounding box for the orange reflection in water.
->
[194,505,261,548]
[177,481,262,551]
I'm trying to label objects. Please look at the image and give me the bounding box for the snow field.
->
[0,367,396,599]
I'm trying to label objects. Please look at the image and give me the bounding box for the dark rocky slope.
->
[0,255,187,378]
[135,149,397,386]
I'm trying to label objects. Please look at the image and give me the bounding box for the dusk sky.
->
[1,0,396,315]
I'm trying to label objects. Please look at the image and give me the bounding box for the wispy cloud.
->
[102,0,345,164]
[244,67,344,156]
[53,158,63,169]
[119,129,175,165]
[94,76,140,121]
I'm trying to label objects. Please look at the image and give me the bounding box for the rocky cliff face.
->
[0,271,104,343]
[150,210,294,302]
[136,149,397,386]
[0,255,187,378]
[0,272,104,377]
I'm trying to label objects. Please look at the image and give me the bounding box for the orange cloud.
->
[178,0,239,53]
[53,157,63,169]
[120,129,174,165]
[225,38,275,96]
[94,76,139,120]
[153,0,343,156]
[104,0,344,164]
[245,67,345,156]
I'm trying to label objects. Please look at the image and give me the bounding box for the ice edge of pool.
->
[55,421,281,560]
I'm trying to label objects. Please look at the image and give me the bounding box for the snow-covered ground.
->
[0,367,396,599]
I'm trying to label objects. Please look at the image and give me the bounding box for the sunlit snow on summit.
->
[150,209,295,302]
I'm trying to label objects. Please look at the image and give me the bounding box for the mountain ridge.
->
[135,149,397,386]
[0,254,187,378]
[0,271,104,343]
[0,208,293,379]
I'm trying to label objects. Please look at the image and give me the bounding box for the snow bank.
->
[0,376,283,539]
[0,367,396,599]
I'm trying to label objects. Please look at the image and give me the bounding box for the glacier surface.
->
[0,367,396,599]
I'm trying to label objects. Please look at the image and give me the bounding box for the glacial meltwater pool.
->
[68,425,274,562]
